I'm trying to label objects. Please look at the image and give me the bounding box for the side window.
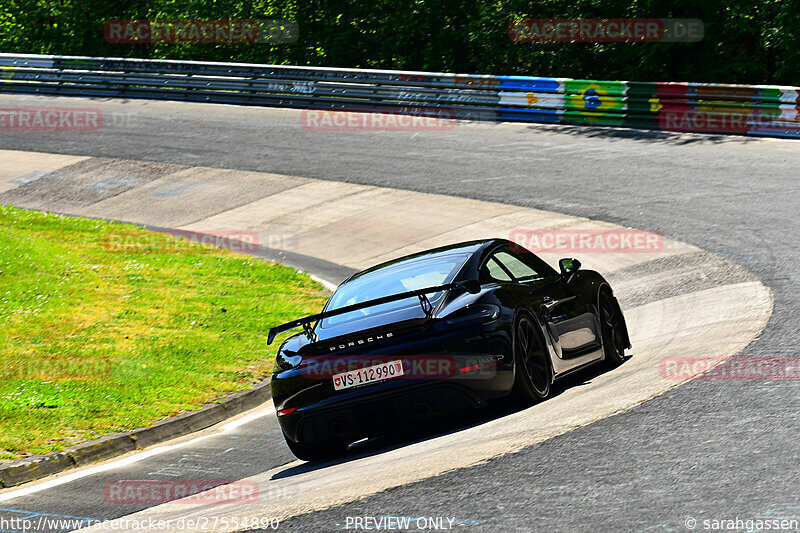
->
[493,251,541,281]
[480,257,512,283]
[512,247,558,278]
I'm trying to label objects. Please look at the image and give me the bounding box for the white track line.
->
[0,405,275,502]
[308,274,338,292]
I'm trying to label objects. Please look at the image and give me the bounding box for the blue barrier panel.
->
[496,76,560,93]
[497,107,560,123]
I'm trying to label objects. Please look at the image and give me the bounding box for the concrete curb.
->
[144,224,358,287]
[0,380,272,488]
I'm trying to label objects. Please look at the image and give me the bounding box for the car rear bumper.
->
[272,320,515,443]
[277,380,500,444]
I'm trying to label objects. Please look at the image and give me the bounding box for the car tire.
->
[600,291,627,367]
[509,314,552,405]
[283,432,349,462]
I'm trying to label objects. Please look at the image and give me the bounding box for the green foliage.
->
[0,1,796,85]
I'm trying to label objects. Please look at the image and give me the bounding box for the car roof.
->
[341,238,508,283]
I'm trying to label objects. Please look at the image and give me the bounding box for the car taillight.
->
[458,361,502,373]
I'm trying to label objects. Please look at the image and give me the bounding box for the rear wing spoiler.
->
[267,280,480,345]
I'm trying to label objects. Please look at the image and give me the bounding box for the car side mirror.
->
[559,258,581,277]
[461,279,481,294]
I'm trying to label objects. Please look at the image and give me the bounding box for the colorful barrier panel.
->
[1,53,798,138]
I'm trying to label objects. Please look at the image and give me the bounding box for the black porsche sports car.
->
[268,238,630,461]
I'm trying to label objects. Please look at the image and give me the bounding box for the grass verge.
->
[0,206,327,461]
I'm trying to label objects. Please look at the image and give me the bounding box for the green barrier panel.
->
[564,79,627,96]
[563,84,626,116]
[561,109,626,127]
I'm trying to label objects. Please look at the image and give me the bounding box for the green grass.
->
[0,206,328,462]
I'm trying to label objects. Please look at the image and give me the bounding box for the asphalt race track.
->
[0,95,798,532]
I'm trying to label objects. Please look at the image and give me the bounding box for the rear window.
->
[321,253,469,328]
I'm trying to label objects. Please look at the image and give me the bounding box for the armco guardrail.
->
[1,53,798,138]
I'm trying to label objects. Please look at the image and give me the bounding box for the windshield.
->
[321,253,469,328]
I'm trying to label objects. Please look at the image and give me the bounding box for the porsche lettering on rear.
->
[329,332,395,351]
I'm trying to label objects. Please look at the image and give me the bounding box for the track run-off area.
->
[0,94,797,532]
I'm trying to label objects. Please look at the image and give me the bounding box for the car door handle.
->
[542,295,575,309]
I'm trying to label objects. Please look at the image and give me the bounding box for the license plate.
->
[332,360,404,391]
